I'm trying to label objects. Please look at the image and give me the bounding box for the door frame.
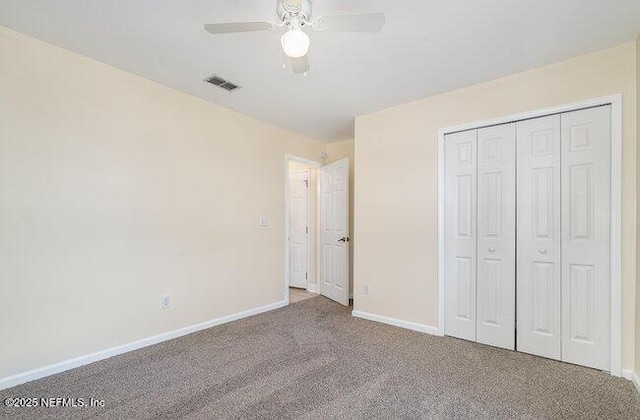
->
[436,94,622,376]
[284,154,321,305]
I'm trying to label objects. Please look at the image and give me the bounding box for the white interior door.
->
[561,106,611,370]
[476,123,516,350]
[444,130,477,341]
[517,114,562,360]
[319,158,349,306]
[289,169,309,289]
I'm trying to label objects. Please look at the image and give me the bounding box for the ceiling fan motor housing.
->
[277,0,312,23]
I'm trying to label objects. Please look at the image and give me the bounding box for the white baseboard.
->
[0,300,287,391]
[351,310,443,336]
[307,284,318,294]
[621,369,640,393]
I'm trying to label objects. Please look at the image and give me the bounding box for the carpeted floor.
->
[2,296,639,419]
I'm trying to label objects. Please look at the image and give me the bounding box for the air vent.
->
[205,75,241,92]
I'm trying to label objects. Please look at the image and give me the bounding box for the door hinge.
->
[305,272,308,280]
[305,226,309,234]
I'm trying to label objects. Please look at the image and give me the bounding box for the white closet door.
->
[516,115,562,360]
[476,124,516,350]
[561,106,611,370]
[444,130,477,341]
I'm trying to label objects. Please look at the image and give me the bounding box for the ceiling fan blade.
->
[312,12,385,32]
[291,55,310,74]
[204,22,274,34]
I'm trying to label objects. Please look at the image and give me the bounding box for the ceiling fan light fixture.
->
[281,29,310,58]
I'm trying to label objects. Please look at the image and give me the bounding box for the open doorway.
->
[285,155,320,304]
[285,154,351,307]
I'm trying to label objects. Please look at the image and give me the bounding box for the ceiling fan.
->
[204,0,385,74]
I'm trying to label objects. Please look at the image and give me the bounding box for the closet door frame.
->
[437,94,622,377]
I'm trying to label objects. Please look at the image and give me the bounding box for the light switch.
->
[259,216,268,227]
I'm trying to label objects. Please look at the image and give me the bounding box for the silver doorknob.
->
[488,247,495,253]
[539,248,548,255]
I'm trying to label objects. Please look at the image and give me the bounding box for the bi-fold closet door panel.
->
[561,106,611,371]
[444,124,516,349]
[476,124,516,350]
[444,130,477,342]
[516,115,562,360]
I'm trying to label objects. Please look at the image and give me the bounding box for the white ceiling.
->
[1,1,639,142]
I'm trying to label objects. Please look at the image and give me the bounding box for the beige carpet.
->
[1,296,639,418]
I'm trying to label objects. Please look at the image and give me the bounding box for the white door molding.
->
[437,94,623,376]
[285,155,321,305]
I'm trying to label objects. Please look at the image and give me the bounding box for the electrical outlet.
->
[364,283,370,295]
[259,215,268,227]
[160,295,171,310]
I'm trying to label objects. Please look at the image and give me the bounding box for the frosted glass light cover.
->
[281,29,310,58]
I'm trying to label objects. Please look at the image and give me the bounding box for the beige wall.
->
[325,139,355,295]
[0,27,325,378]
[355,42,637,369]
